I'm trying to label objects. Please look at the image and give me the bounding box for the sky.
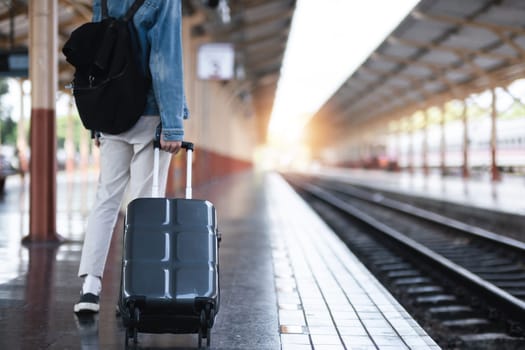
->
[267,0,421,144]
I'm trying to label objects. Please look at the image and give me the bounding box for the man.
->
[74,0,189,313]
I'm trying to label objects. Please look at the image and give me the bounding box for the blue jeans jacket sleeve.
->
[92,0,189,142]
[148,1,188,141]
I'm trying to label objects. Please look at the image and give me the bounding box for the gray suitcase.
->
[118,142,220,348]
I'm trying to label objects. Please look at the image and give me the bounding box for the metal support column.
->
[422,110,429,176]
[408,117,414,173]
[439,106,446,176]
[461,100,470,179]
[17,79,29,175]
[23,0,61,243]
[490,88,501,182]
[396,123,402,172]
[65,97,75,173]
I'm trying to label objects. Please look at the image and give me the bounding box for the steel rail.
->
[320,179,525,257]
[298,181,525,323]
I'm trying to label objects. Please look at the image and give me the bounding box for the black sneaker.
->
[74,292,100,313]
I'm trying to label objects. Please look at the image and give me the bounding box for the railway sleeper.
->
[505,288,525,298]
[441,317,492,331]
[493,281,525,288]
[427,305,479,320]
[386,269,420,278]
[405,285,444,295]
[477,273,525,281]
[470,265,525,274]
[459,332,524,350]
[375,262,412,271]
[391,276,432,286]
[416,294,457,306]
[369,255,401,264]
[473,258,518,267]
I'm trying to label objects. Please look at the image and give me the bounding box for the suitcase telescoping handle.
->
[181,141,194,199]
[152,130,194,199]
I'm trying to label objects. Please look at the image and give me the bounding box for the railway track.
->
[284,174,525,350]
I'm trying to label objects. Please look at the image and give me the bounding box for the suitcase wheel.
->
[197,304,215,348]
[125,305,140,347]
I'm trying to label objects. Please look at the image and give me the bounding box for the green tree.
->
[56,114,85,152]
[0,116,17,144]
[500,102,525,120]
[0,78,13,145]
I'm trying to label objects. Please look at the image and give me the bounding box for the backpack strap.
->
[101,0,109,19]
[123,0,147,21]
[100,0,146,21]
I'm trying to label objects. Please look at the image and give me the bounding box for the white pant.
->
[78,116,171,278]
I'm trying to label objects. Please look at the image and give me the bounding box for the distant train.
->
[345,117,525,173]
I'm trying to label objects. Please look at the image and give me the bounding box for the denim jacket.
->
[92,0,189,141]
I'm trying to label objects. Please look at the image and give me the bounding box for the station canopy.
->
[0,0,295,121]
[311,0,525,142]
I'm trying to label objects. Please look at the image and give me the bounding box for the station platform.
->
[0,170,439,349]
[310,168,525,217]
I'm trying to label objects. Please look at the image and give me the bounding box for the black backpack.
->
[62,0,149,134]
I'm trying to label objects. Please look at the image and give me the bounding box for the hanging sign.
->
[197,43,235,80]
[0,49,29,77]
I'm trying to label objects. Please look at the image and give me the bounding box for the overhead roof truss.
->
[313,0,525,138]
